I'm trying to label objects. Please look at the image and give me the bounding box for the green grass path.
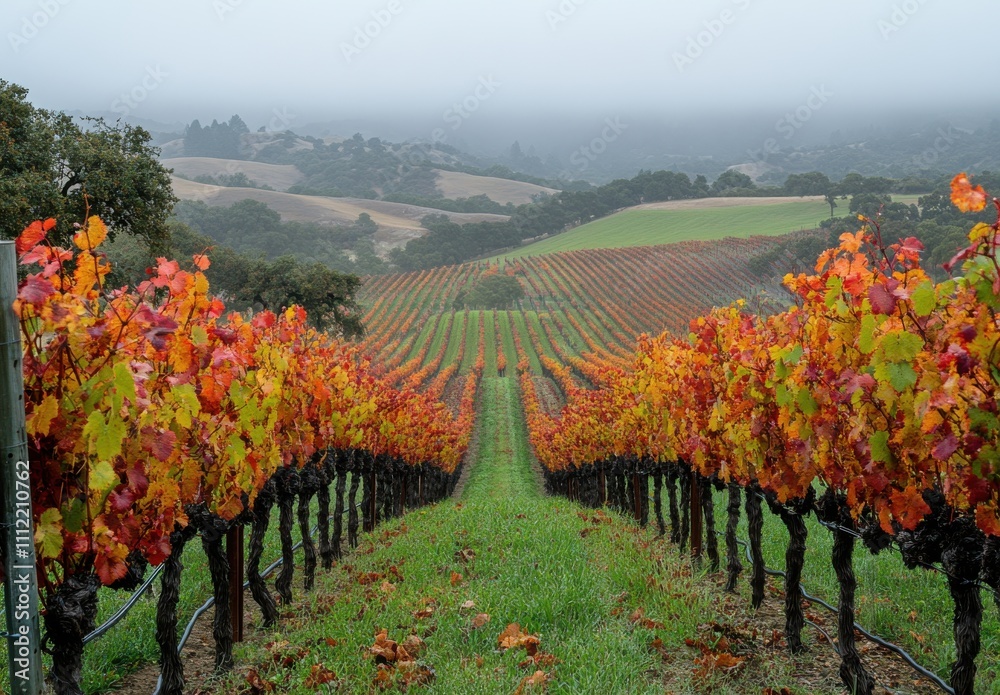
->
[220,378,771,694]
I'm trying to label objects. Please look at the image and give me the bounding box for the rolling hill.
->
[162,157,305,191]
[169,177,510,252]
[497,197,832,258]
[433,170,558,205]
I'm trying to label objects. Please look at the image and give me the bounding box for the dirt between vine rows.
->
[111,585,262,694]
[676,571,945,695]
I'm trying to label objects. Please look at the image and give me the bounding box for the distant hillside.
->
[163,157,304,191]
[169,177,509,253]
[433,170,557,205]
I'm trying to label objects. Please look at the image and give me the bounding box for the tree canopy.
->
[0,80,176,250]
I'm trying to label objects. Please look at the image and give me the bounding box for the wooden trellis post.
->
[0,241,44,694]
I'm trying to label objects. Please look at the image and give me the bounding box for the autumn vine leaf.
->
[950,172,988,213]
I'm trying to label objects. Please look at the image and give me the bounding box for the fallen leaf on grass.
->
[628,607,664,630]
[513,670,549,693]
[242,668,276,694]
[402,635,426,659]
[381,580,397,594]
[414,606,436,620]
[398,662,436,688]
[450,571,463,586]
[455,547,476,564]
[265,641,308,668]
[498,623,540,656]
[519,651,559,668]
[693,652,744,681]
[762,688,793,695]
[649,637,672,663]
[472,613,491,629]
[370,630,398,665]
[303,664,338,688]
[460,600,476,611]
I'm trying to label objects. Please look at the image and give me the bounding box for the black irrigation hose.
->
[83,565,165,645]
[151,504,359,695]
[724,531,955,694]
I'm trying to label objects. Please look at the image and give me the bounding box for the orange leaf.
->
[450,571,462,586]
[193,252,211,270]
[890,485,931,530]
[951,172,988,213]
[976,503,1000,537]
[471,613,490,629]
[16,219,55,255]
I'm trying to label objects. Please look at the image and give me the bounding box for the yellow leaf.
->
[73,216,109,251]
[30,394,60,436]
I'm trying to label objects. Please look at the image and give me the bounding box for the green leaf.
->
[870,431,892,465]
[876,362,918,391]
[824,276,843,308]
[911,281,936,317]
[785,345,803,365]
[880,331,922,363]
[96,414,126,461]
[797,388,818,416]
[859,314,877,355]
[62,498,86,534]
[90,460,119,497]
[113,361,137,406]
[34,508,63,560]
[775,383,792,407]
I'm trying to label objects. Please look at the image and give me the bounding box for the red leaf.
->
[108,487,138,513]
[142,429,176,463]
[18,275,55,306]
[931,435,959,461]
[126,462,149,496]
[868,283,897,315]
[95,551,129,585]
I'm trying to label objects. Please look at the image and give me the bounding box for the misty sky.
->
[3,0,996,133]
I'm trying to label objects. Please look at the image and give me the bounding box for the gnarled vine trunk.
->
[246,478,279,627]
[332,455,347,562]
[942,524,984,695]
[701,477,719,572]
[45,573,101,695]
[768,498,808,654]
[316,460,332,570]
[653,472,665,536]
[724,482,743,593]
[155,527,197,695]
[745,484,765,609]
[274,466,300,605]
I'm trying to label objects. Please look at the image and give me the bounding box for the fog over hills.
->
[5,0,996,177]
